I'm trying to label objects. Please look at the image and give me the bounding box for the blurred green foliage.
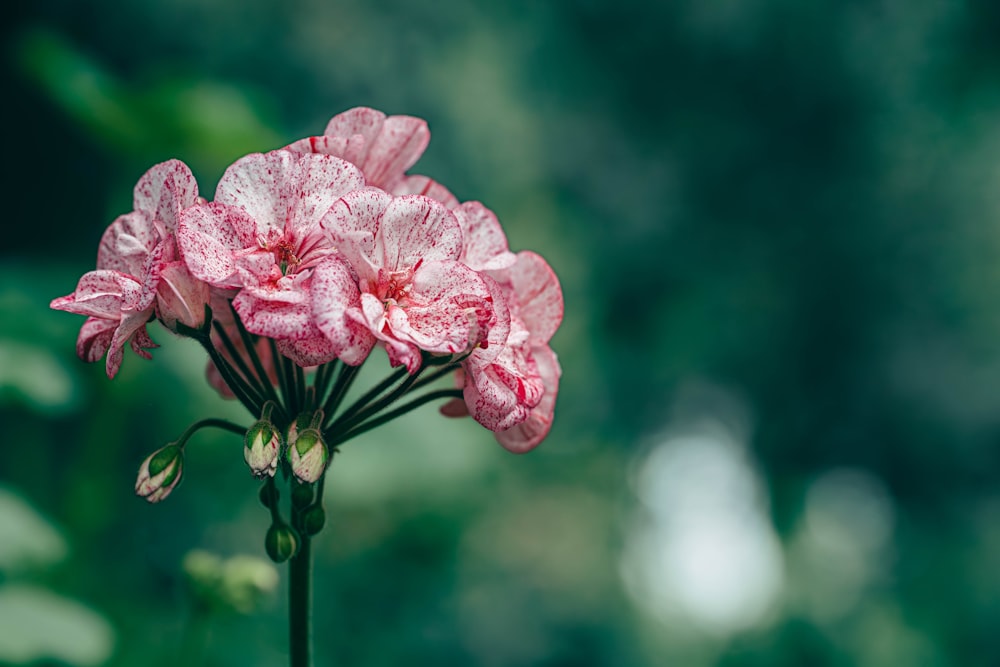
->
[5,0,1000,665]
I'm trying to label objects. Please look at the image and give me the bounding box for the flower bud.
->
[291,482,314,510]
[301,505,326,536]
[244,418,282,479]
[135,444,184,503]
[286,411,328,484]
[287,428,328,484]
[265,522,299,563]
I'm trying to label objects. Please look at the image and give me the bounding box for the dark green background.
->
[4,1,1000,665]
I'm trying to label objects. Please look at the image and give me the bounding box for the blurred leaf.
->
[0,339,79,413]
[0,584,114,666]
[0,486,67,575]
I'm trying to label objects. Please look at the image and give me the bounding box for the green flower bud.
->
[244,403,282,478]
[291,482,314,510]
[301,505,326,537]
[135,444,184,503]
[265,523,299,563]
[259,480,279,509]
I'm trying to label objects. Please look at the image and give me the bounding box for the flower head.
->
[318,189,498,373]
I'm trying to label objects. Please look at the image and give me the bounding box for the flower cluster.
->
[52,107,563,502]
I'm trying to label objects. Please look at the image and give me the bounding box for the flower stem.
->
[289,532,313,667]
[176,418,247,448]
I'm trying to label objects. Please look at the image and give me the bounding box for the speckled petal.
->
[361,115,430,189]
[494,345,560,453]
[505,251,563,346]
[311,257,375,366]
[454,202,516,271]
[232,292,314,341]
[320,188,393,280]
[132,159,199,234]
[378,195,462,268]
[392,175,458,208]
[215,150,365,239]
[177,202,258,287]
[97,212,156,276]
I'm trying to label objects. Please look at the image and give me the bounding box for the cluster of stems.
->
[169,302,466,666]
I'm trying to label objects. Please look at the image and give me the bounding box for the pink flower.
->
[445,251,563,452]
[51,160,203,377]
[176,150,368,366]
[51,270,158,378]
[318,189,497,373]
[286,107,458,208]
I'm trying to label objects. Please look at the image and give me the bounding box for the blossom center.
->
[373,265,417,306]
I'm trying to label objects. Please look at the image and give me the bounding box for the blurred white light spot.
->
[621,422,783,636]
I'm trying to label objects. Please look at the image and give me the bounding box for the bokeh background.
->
[4,1,1000,665]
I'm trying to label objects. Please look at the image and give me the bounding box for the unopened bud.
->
[244,408,282,479]
[287,428,328,484]
[265,522,299,563]
[135,444,184,503]
[291,482,314,510]
[301,505,326,536]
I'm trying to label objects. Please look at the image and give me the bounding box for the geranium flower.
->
[444,251,563,451]
[286,107,458,208]
[318,189,497,373]
[51,160,203,377]
[176,150,369,366]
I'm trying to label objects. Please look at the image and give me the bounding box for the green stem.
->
[211,322,268,409]
[330,388,462,446]
[328,366,408,429]
[230,302,284,410]
[176,418,247,448]
[321,363,361,423]
[289,533,313,667]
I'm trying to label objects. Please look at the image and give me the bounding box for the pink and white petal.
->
[507,251,564,345]
[380,335,422,374]
[320,188,394,279]
[385,302,469,354]
[133,159,199,233]
[156,262,210,329]
[392,175,458,208]
[460,273,511,369]
[236,269,311,305]
[76,317,116,364]
[462,364,530,433]
[286,134,365,167]
[177,202,258,287]
[312,258,376,366]
[232,293,313,341]
[276,330,341,367]
[97,212,156,275]
[362,115,430,189]
[285,153,366,234]
[378,195,462,268]
[51,270,132,319]
[130,326,159,360]
[106,308,155,378]
[454,202,516,271]
[213,152,288,234]
[322,107,387,166]
[215,151,365,239]
[494,345,560,453]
